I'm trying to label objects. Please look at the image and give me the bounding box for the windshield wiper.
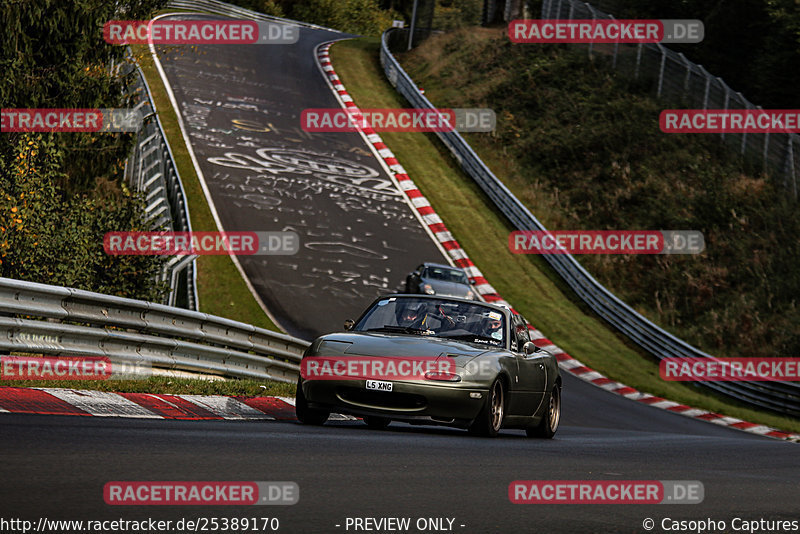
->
[364,325,432,335]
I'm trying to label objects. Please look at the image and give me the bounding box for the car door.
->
[507,314,547,416]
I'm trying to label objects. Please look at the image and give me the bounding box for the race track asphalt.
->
[1,372,797,533]
[155,15,445,339]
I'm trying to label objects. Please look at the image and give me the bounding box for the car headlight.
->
[423,284,435,295]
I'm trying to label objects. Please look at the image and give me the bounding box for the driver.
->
[396,302,429,329]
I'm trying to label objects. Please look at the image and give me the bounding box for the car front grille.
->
[336,387,427,411]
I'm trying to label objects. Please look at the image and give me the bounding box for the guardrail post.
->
[609,14,618,68]
[585,3,595,57]
[656,44,666,97]
[740,95,751,155]
[720,82,730,141]
[787,136,798,200]
[760,107,770,175]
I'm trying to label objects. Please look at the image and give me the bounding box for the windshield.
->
[355,297,506,347]
[422,267,469,285]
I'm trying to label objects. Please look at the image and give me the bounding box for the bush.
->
[402,29,800,357]
[0,0,168,300]
[291,0,395,36]
[0,134,167,301]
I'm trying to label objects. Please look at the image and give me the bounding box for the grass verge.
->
[400,29,799,361]
[329,37,800,434]
[1,376,294,397]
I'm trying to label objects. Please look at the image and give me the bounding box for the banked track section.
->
[152,3,450,340]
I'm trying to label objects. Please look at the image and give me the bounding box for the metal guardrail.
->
[380,28,800,417]
[118,55,199,310]
[542,0,798,200]
[0,277,308,383]
[0,2,339,383]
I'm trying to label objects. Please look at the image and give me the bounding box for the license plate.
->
[366,380,393,392]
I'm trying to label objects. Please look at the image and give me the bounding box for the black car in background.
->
[405,262,476,300]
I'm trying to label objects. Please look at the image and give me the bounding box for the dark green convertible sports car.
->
[296,294,561,438]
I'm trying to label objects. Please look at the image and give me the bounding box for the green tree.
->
[1,0,168,300]
[291,0,396,36]
[223,0,284,17]
[0,134,166,301]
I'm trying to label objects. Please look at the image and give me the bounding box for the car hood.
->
[420,278,471,297]
[312,332,498,367]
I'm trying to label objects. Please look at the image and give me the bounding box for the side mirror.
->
[343,319,355,331]
[522,341,538,355]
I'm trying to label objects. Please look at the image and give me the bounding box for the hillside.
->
[399,28,800,359]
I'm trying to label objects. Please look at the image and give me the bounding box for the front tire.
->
[469,378,505,437]
[295,378,329,425]
[527,384,560,439]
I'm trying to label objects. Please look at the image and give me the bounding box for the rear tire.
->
[468,378,505,437]
[527,384,560,439]
[363,416,391,429]
[295,378,329,425]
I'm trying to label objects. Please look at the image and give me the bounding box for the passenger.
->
[480,316,504,341]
